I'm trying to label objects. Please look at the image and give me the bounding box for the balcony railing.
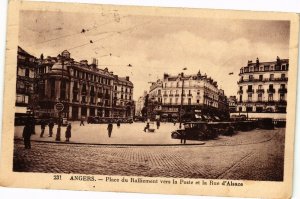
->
[81,91,87,95]
[175,94,180,97]
[163,94,168,97]
[169,94,174,97]
[256,89,265,93]
[267,88,276,93]
[238,77,288,83]
[187,94,192,97]
[246,89,254,93]
[278,88,287,93]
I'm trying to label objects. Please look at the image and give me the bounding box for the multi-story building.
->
[112,75,134,118]
[228,96,237,113]
[148,71,229,121]
[135,91,148,117]
[236,57,288,116]
[33,49,134,120]
[15,46,37,116]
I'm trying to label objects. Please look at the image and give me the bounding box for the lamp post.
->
[179,72,185,129]
[56,58,64,141]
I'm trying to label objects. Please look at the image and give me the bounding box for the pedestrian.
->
[80,117,85,126]
[107,123,113,137]
[173,119,177,126]
[23,122,32,149]
[117,120,121,128]
[156,120,160,129]
[48,119,54,137]
[40,120,46,137]
[65,123,72,142]
[180,131,187,144]
[144,121,150,132]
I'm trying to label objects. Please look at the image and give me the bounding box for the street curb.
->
[14,138,205,147]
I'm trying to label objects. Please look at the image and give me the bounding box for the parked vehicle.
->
[87,116,99,124]
[171,122,219,141]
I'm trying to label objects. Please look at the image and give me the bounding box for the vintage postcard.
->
[0,0,299,198]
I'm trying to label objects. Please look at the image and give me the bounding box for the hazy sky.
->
[19,10,290,100]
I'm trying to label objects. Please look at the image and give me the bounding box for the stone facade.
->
[236,57,288,115]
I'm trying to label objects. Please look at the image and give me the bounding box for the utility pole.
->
[179,72,184,129]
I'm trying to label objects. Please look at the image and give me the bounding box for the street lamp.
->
[179,72,185,129]
[56,58,64,141]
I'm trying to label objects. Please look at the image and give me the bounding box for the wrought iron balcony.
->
[256,89,265,93]
[246,89,254,93]
[267,88,276,93]
[237,90,243,94]
[278,88,287,93]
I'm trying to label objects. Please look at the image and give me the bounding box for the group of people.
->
[22,118,72,149]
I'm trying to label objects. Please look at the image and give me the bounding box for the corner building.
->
[148,71,229,121]
[236,57,288,115]
[36,50,134,120]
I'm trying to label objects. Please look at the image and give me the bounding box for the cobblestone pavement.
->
[13,128,285,181]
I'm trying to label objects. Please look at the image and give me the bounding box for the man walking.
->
[23,121,32,149]
[48,119,54,137]
[156,120,160,129]
[80,117,85,126]
[107,122,113,138]
[40,120,46,137]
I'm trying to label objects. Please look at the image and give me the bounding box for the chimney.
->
[126,76,130,81]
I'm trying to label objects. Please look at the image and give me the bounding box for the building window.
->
[259,75,263,81]
[280,94,285,101]
[197,99,199,104]
[246,106,253,112]
[268,94,273,101]
[169,98,172,105]
[258,93,262,102]
[264,65,269,71]
[281,74,286,79]
[25,68,29,77]
[188,98,191,105]
[175,98,178,104]
[282,65,286,70]
[16,95,28,104]
[270,74,274,80]
[249,75,253,81]
[248,93,252,102]
[239,95,242,103]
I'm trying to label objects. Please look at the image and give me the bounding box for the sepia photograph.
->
[0,0,299,198]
